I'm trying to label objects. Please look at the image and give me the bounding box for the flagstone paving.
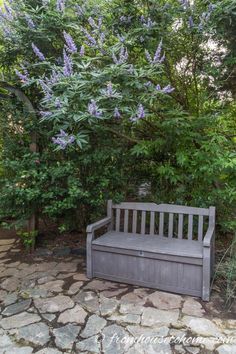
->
[0,232,235,354]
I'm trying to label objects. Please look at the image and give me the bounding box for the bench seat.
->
[92,231,203,259]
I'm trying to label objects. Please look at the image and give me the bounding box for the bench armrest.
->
[203,225,215,247]
[86,217,111,233]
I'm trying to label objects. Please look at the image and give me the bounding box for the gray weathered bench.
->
[86,201,215,301]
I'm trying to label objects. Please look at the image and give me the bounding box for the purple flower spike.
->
[15,69,29,83]
[162,84,175,93]
[56,0,66,12]
[52,130,75,150]
[114,107,121,119]
[79,45,85,56]
[88,100,102,117]
[25,15,35,29]
[137,104,145,119]
[40,111,52,119]
[32,43,46,61]
[63,49,73,77]
[145,40,165,65]
[105,82,114,97]
[156,84,175,94]
[188,16,194,28]
[63,31,77,53]
[112,46,128,64]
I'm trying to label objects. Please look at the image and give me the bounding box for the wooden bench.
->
[86,201,215,301]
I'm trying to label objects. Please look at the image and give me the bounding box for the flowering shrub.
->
[0,0,235,234]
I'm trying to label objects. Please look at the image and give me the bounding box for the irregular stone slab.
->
[182,298,205,317]
[120,293,145,306]
[53,324,80,350]
[133,288,150,298]
[109,313,140,325]
[0,245,12,252]
[1,277,20,292]
[74,291,99,313]
[0,239,15,245]
[81,315,106,338]
[57,272,76,279]
[141,307,179,327]
[216,344,236,354]
[58,304,87,324]
[186,347,200,354]
[3,346,33,354]
[7,262,20,268]
[54,262,79,273]
[0,333,14,349]
[38,276,55,285]
[0,291,11,304]
[147,291,182,310]
[0,268,20,278]
[101,288,128,298]
[35,349,62,354]
[102,324,133,354]
[34,295,74,313]
[20,288,48,299]
[73,273,89,282]
[100,296,119,316]
[67,281,83,295]
[0,252,7,259]
[127,324,169,338]
[126,341,172,354]
[2,300,31,316]
[182,316,222,337]
[83,279,118,291]
[76,335,101,353]
[119,303,144,315]
[42,313,56,322]
[39,280,64,293]
[0,312,40,329]
[16,322,50,346]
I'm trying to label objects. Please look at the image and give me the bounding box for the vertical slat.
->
[168,213,174,238]
[116,209,120,232]
[188,214,193,240]
[178,214,183,239]
[124,209,129,233]
[141,211,146,234]
[132,210,137,234]
[198,215,204,241]
[150,211,155,235]
[159,212,164,236]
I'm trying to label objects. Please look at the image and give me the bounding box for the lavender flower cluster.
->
[56,0,66,13]
[145,40,165,65]
[63,31,77,54]
[52,130,75,150]
[130,104,145,122]
[25,15,35,30]
[32,43,46,61]
[156,84,175,94]
[88,100,102,117]
[112,46,128,65]
[15,65,29,83]
[140,16,155,29]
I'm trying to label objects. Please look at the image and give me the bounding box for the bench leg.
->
[202,246,211,301]
[86,232,93,279]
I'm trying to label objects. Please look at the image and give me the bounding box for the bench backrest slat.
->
[150,211,155,235]
[178,214,183,239]
[198,215,204,241]
[124,209,129,233]
[116,208,121,232]
[141,211,146,234]
[110,201,214,242]
[132,210,137,233]
[168,213,174,238]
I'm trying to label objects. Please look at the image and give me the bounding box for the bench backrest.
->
[108,201,215,242]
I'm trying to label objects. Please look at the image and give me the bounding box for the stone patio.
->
[0,233,235,354]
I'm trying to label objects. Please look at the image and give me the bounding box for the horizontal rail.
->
[112,202,210,216]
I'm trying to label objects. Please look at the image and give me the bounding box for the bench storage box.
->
[86,201,215,301]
